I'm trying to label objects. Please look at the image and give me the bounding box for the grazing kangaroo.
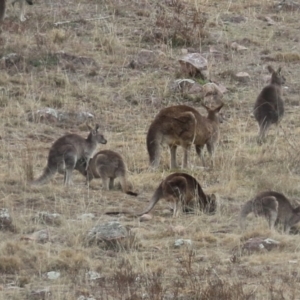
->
[147,102,224,169]
[75,150,138,196]
[105,172,217,218]
[31,124,107,186]
[239,191,300,233]
[253,66,285,144]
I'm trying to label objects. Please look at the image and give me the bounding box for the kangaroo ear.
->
[95,124,100,132]
[277,66,282,74]
[267,65,275,74]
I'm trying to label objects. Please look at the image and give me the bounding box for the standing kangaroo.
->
[239,191,300,233]
[253,66,285,144]
[105,172,217,218]
[146,103,224,169]
[31,124,107,186]
[75,150,137,196]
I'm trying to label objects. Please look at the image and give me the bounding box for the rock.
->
[0,208,13,230]
[169,225,186,235]
[47,271,60,280]
[174,239,192,248]
[30,288,51,299]
[179,53,208,78]
[201,82,225,99]
[264,16,276,25]
[86,271,102,281]
[234,72,250,83]
[34,212,62,226]
[231,42,248,51]
[139,214,152,222]
[87,221,134,249]
[181,48,188,55]
[21,229,50,243]
[130,49,165,68]
[77,213,95,221]
[240,237,280,254]
[171,79,226,102]
[27,108,94,124]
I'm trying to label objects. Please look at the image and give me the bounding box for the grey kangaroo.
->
[239,191,300,233]
[146,103,224,169]
[253,66,285,144]
[31,124,107,186]
[105,172,217,218]
[75,149,137,196]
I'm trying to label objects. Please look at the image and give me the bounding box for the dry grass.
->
[1,0,300,298]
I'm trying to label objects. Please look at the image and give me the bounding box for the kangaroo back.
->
[254,66,285,143]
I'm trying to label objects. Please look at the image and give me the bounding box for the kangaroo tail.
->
[134,184,163,216]
[126,191,138,196]
[118,175,138,197]
[239,199,253,229]
[30,166,56,186]
[146,123,162,167]
[105,184,163,216]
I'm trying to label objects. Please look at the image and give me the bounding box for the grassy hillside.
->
[1,0,300,298]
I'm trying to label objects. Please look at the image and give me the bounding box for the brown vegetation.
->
[1,0,300,298]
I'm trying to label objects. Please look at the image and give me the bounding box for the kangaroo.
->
[253,65,285,144]
[75,150,137,196]
[105,172,217,218]
[31,124,107,186]
[239,191,300,233]
[146,102,224,169]
[0,0,33,22]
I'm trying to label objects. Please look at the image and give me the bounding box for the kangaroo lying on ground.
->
[75,150,137,196]
[146,102,224,169]
[253,65,285,144]
[105,172,217,218]
[31,124,107,186]
[239,191,300,233]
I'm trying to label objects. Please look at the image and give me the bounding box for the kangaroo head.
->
[87,124,107,144]
[205,193,217,214]
[267,65,286,85]
[202,102,224,122]
[75,158,88,176]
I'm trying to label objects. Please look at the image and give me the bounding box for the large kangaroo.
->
[105,172,217,218]
[253,66,285,144]
[239,191,300,233]
[146,103,224,169]
[31,124,107,186]
[75,150,137,196]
